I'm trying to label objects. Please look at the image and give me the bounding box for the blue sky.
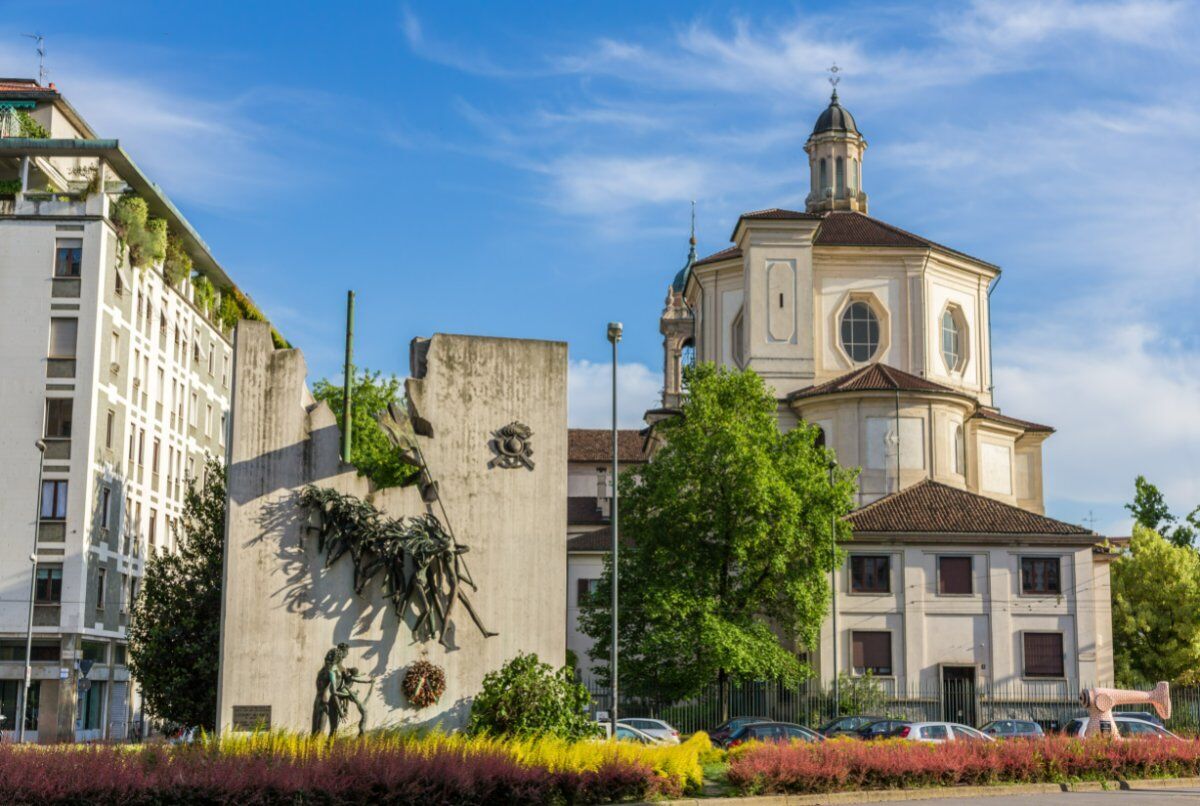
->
[4,0,1198,533]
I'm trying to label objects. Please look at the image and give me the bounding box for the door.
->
[941,666,976,726]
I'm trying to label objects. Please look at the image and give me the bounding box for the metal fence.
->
[587,680,1200,736]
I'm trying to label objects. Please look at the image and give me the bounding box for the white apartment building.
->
[0,79,255,741]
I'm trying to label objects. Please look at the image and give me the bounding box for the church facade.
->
[654,90,1116,698]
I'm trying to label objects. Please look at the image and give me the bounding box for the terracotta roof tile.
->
[568,429,647,463]
[0,79,56,96]
[568,528,613,552]
[568,497,607,525]
[846,479,1092,536]
[693,245,742,267]
[973,408,1054,433]
[789,363,959,401]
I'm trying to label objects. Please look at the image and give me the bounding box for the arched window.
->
[835,157,845,197]
[819,158,828,193]
[851,158,859,192]
[681,338,695,369]
[953,424,965,476]
[840,301,880,362]
[814,426,826,450]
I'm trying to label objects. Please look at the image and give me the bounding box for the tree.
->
[129,457,225,729]
[1112,525,1200,686]
[312,368,416,488]
[467,653,599,740]
[579,363,857,720]
[1126,475,1199,548]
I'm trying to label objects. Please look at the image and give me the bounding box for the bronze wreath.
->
[403,660,446,708]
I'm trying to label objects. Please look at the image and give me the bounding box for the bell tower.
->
[804,67,868,214]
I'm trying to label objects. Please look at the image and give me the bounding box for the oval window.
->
[942,308,965,371]
[840,301,880,362]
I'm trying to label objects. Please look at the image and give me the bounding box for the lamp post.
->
[829,460,840,716]
[18,439,47,744]
[606,321,622,731]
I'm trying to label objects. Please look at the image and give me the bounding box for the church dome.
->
[812,90,859,136]
[671,265,688,292]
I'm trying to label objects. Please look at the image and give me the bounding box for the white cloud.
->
[547,155,710,215]
[568,360,661,429]
[996,321,1200,511]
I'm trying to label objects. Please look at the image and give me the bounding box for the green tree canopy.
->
[1112,525,1200,686]
[1126,475,1198,548]
[312,368,416,489]
[579,363,857,718]
[129,457,225,729]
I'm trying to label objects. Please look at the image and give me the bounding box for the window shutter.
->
[1023,633,1064,677]
[852,631,891,674]
[939,557,972,595]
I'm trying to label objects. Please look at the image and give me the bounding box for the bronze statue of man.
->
[311,647,343,736]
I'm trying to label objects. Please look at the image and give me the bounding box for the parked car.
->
[980,719,1045,739]
[618,718,680,744]
[1117,710,1165,727]
[724,721,822,748]
[817,715,885,737]
[854,719,909,740]
[1062,717,1178,739]
[887,721,993,742]
[708,716,770,745]
[611,723,663,744]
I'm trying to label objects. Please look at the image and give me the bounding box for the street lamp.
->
[18,439,47,744]
[606,321,622,731]
[829,460,839,716]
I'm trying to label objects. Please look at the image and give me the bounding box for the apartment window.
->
[120,574,130,612]
[114,644,127,666]
[81,640,107,664]
[149,508,158,549]
[850,555,890,594]
[152,438,161,473]
[851,631,892,676]
[48,317,78,358]
[114,269,124,296]
[1023,632,1065,678]
[137,428,145,466]
[938,556,973,595]
[221,353,229,387]
[40,480,68,520]
[207,345,214,375]
[157,368,164,403]
[105,409,115,449]
[35,565,63,604]
[128,430,136,463]
[576,578,599,606]
[1021,557,1061,595]
[110,331,120,365]
[45,398,73,438]
[96,568,107,609]
[54,239,82,277]
[100,486,112,529]
[219,414,227,447]
[190,393,199,427]
[206,404,213,436]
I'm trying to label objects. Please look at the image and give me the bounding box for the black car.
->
[724,721,823,748]
[708,716,770,745]
[817,715,885,737]
[854,719,908,740]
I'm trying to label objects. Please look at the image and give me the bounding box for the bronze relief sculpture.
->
[311,642,375,737]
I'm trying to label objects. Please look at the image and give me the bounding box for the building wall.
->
[817,542,1113,692]
[218,325,567,732]
[0,191,230,741]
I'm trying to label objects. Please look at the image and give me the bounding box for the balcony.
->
[51,278,81,298]
[15,193,87,217]
[42,437,71,461]
[46,359,76,378]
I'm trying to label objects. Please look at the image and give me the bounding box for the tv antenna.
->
[22,33,46,86]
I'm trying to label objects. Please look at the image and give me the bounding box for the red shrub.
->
[727,736,1200,796]
[0,743,663,805]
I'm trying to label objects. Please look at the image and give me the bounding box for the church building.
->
[652,89,1117,700]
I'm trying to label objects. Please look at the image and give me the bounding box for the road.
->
[900,788,1200,804]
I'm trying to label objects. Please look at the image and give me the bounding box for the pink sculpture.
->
[1079,682,1171,738]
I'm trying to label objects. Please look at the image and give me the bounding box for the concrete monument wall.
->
[216,322,566,732]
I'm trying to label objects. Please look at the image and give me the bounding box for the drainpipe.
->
[986,275,1001,404]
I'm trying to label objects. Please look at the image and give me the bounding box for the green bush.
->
[164,232,193,287]
[469,653,601,741]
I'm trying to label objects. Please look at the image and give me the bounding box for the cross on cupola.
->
[804,64,868,214]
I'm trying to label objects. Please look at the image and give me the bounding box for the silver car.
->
[894,721,994,742]
[618,718,680,744]
[1063,716,1179,739]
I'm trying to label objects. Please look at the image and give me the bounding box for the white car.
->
[618,718,680,744]
[1063,716,1179,739]
[894,721,994,743]
[610,722,664,744]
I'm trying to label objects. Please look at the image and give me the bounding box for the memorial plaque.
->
[231,705,272,731]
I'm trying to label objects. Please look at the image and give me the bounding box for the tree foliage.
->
[579,363,857,716]
[1112,525,1200,686]
[312,368,416,488]
[1126,475,1199,548]
[467,653,599,740]
[129,457,225,729]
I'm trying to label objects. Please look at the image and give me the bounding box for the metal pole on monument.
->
[607,321,623,733]
[18,439,47,744]
[341,291,355,464]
